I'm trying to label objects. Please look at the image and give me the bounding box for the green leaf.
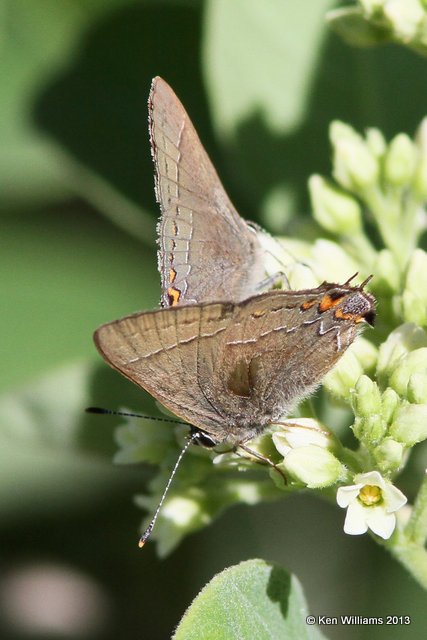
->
[174,559,325,640]
[0,0,140,210]
[0,360,148,519]
[0,203,158,392]
[326,7,391,48]
[204,0,335,229]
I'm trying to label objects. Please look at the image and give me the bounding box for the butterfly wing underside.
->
[198,289,367,427]
[149,76,265,306]
[94,303,235,434]
[95,285,374,443]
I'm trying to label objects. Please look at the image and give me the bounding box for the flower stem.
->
[406,471,427,546]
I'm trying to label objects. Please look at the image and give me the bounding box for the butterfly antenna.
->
[138,431,199,548]
[344,272,359,285]
[85,406,189,426]
[358,274,374,289]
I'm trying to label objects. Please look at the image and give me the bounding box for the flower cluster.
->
[268,119,427,543]
[114,119,427,587]
[327,0,427,57]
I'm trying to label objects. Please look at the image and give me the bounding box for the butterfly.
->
[150,76,278,307]
[94,279,375,447]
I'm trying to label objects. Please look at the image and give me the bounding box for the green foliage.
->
[328,1,427,56]
[174,559,325,640]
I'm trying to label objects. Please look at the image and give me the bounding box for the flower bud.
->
[285,262,319,290]
[272,418,339,457]
[323,348,364,400]
[324,338,377,400]
[366,127,387,158]
[311,239,360,283]
[309,175,362,235]
[413,117,427,196]
[372,437,405,473]
[330,121,379,191]
[383,0,424,40]
[113,413,175,465]
[353,413,386,445]
[402,249,427,325]
[407,372,427,403]
[413,156,427,199]
[389,347,427,396]
[376,323,427,384]
[373,249,401,295]
[389,403,427,445]
[381,387,400,424]
[384,133,417,186]
[415,116,427,152]
[352,375,382,417]
[282,445,345,488]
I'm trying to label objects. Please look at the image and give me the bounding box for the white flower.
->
[337,471,407,539]
[272,418,336,456]
[272,419,345,488]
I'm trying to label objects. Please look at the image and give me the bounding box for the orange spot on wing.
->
[167,287,181,306]
[169,268,177,284]
[319,294,344,312]
[300,300,317,311]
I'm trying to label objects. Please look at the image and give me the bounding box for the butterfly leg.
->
[237,442,287,485]
[256,271,290,292]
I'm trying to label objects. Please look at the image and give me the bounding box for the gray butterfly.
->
[95,280,375,446]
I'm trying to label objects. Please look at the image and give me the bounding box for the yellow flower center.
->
[358,484,383,506]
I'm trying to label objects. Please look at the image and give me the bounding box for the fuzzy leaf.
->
[174,559,325,640]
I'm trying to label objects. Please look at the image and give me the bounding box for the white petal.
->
[280,418,320,429]
[337,484,363,508]
[365,508,396,539]
[354,470,385,488]
[273,420,331,451]
[272,433,291,457]
[383,483,408,512]
[344,501,368,535]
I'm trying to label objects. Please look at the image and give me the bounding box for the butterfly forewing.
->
[149,76,266,306]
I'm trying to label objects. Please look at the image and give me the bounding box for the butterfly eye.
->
[191,429,217,448]
[364,310,376,327]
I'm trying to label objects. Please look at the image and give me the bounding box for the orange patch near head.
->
[167,287,181,306]
[319,294,345,313]
[335,308,365,323]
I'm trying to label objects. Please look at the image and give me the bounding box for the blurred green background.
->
[1,0,427,638]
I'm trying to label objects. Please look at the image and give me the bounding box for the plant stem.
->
[343,233,377,268]
[379,479,427,591]
[386,534,427,591]
[406,471,427,546]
